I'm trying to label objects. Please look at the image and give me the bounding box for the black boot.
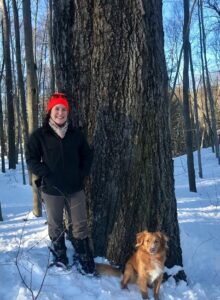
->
[72,237,95,275]
[51,239,69,267]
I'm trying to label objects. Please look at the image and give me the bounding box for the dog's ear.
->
[135,231,146,247]
[157,232,169,249]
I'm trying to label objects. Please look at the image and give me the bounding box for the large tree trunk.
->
[53,0,185,280]
[0,0,16,169]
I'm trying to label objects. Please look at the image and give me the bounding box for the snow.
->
[0,147,220,300]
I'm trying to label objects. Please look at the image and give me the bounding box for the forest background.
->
[0,0,219,290]
[0,0,219,179]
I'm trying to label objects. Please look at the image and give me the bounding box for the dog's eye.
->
[154,240,160,244]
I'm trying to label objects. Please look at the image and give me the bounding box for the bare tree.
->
[22,0,38,135]
[0,201,3,221]
[37,16,48,109]
[189,44,203,178]
[199,0,220,163]
[0,58,5,173]
[33,0,39,64]
[198,3,214,151]
[12,0,29,148]
[183,0,197,192]
[0,0,16,169]
[23,0,41,216]
[48,0,55,94]
[169,0,198,104]
[206,0,220,17]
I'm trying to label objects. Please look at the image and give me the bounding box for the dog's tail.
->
[95,263,121,277]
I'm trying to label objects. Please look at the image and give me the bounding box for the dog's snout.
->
[150,247,157,253]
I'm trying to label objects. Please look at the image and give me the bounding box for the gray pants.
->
[42,190,89,241]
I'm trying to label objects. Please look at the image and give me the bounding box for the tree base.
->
[164,269,187,283]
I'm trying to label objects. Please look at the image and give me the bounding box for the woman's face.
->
[50,104,68,126]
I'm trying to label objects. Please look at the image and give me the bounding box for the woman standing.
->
[26,93,95,275]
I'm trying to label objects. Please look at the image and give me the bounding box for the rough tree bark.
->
[53,0,186,280]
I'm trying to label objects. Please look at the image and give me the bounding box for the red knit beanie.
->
[47,93,69,112]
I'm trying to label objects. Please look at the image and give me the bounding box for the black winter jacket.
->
[26,122,93,195]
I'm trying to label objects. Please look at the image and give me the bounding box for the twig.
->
[15,211,51,300]
[15,215,35,299]
[34,250,51,300]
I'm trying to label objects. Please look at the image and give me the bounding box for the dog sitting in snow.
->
[121,231,168,300]
[97,231,168,300]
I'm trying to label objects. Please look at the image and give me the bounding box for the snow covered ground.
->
[0,147,220,300]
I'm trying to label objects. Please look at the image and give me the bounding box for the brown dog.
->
[121,231,168,300]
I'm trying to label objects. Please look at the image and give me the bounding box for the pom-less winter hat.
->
[47,93,69,112]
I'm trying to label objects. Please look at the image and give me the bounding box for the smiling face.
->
[50,104,68,126]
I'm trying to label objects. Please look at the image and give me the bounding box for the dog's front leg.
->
[153,274,163,300]
[137,275,149,299]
